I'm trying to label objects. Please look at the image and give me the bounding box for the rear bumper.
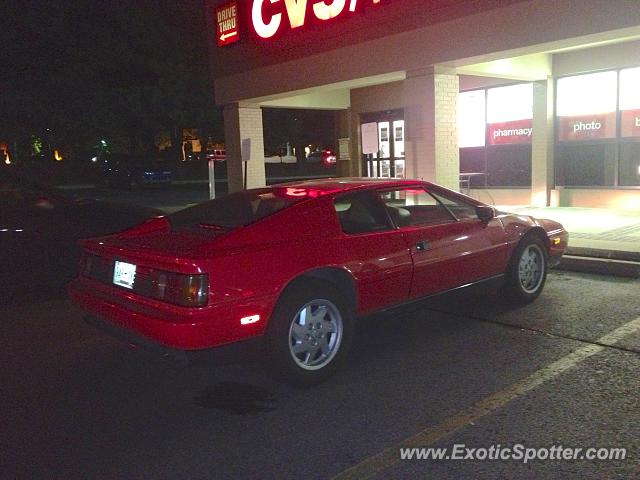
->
[68,277,275,350]
[83,314,265,367]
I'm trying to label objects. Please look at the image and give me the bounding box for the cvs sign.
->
[252,0,384,39]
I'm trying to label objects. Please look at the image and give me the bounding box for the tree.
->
[0,0,220,163]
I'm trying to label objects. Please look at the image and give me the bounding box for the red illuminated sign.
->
[216,1,240,47]
[558,113,616,142]
[251,0,384,39]
[488,119,533,145]
[621,109,640,138]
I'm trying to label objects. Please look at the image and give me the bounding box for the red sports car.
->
[69,178,568,385]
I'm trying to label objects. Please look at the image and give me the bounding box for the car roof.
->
[274,177,426,194]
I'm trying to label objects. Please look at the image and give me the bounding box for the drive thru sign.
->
[216,2,240,47]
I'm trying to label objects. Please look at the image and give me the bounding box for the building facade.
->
[207,0,640,209]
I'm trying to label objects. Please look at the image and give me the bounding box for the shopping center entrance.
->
[361,110,405,179]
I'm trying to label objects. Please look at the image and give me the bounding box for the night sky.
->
[0,1,335,161]
[1,1,215,154]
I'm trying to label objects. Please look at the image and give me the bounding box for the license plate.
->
[113,261,136,289]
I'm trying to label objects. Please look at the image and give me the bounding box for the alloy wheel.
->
[288,299,343,371]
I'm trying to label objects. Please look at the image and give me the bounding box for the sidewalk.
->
[497,206,640,265]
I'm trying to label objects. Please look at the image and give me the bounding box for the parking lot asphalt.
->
[2,271,638,479]
[67,183,212,213]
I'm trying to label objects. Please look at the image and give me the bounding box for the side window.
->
[430,191,479,220]
[334,191,393,234]
[378,188,455,227]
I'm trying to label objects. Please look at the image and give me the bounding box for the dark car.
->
[307,148,337,166]
[69,178,567,385]
[101,153,173,189]
[0,167,162,303]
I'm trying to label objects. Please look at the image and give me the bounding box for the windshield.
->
[168,188,304,231]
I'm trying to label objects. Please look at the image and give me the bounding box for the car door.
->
[428,187,510,283]
[376,186,507,300]
[332,190,413,313]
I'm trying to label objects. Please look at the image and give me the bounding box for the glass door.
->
[393,119,405,178]
[361,110,405,179]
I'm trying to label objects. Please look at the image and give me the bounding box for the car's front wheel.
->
[267,279,353,386]
[504,235,548,304]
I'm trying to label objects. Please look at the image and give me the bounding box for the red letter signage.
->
[285,0,308,28]
[251,0,384,39]
[216,1,240,47]
[253,0,282,38]
[313,0,346,20]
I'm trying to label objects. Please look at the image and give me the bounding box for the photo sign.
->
[557,112,617,141]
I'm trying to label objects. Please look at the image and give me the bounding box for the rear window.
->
[168,188,303,231]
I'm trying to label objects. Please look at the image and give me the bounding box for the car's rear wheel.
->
[268,279,353,386]
[504,235,548,304]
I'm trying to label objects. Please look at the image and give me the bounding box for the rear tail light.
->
[153,272,209,307]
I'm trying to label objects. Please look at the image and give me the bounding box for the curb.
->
[558,255,640,278]
[566,246,640,263]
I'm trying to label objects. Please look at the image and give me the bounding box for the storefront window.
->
[556,71,617,141]
[458,90,485,148]
[620,67,640,139]
[487,83,533,145]
[619,67,640,186]
[460,147,485,186]
[555,68,640,187]
[556,144,611,187]
[619,142,640,187]
[458,84,533,187]
[486,145,531,187]
[555,71,619,187]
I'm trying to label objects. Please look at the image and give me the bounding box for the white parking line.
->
[332,316,640,480]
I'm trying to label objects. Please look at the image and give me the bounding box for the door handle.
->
[416,240,431,252]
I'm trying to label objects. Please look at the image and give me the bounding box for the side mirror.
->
[476,205,495,222]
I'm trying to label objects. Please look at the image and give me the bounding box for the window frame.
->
[428,188,482,221]
[375,186,458,229]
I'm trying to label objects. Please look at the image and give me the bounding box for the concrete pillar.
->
[335,108,354,177]
[223,103,267,193]
[403,67,459,191]
[531,78,555,206]
[348,107,363,177]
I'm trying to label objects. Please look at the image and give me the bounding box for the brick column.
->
[403,67,459,190]
[223,103,267,193]
[531,78,555,207]
[335,108,354,177]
